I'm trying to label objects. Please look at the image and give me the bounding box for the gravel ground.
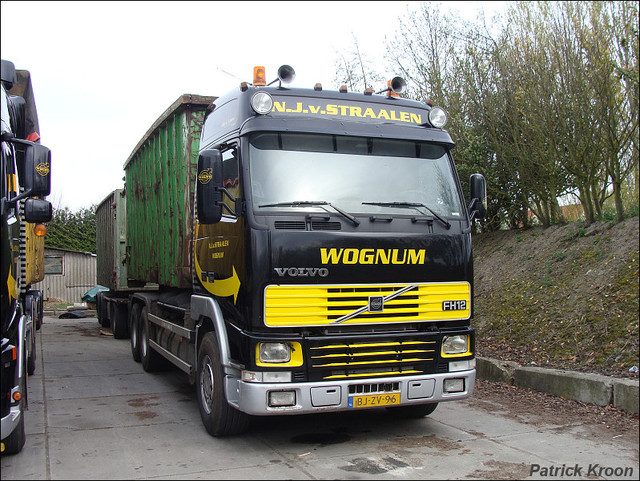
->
[473,379,639,443]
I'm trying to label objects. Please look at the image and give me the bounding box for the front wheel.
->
[197,331,249,436]
[386,402,438,418]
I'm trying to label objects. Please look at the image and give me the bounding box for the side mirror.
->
[196,149,223,224]
[24,198,52,223]
[23,142,52,197]
[469,173,487,220]
[1,59,16,90]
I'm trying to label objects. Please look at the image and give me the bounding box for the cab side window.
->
[221,147,240,215]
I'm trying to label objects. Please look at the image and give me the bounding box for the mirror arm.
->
[467,198,481,222]
[9,189,33,204]
[1,131,35,148]
[217,186,241,216]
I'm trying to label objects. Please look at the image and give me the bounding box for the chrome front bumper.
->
[229,369,475,416]
[1,398,22,440]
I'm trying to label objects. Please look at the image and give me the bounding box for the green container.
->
[96,189,127,290]
[123,94,216,289]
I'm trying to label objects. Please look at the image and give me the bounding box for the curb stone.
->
[477,356,639,414]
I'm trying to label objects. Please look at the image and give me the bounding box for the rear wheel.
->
[97,292,110,328]
[140,306,167,372]
[386,402,438,418]
[110,302,128,339]
[197,331,249,436]
[130,303,142,362]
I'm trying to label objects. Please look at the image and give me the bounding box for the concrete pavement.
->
[2,315,638,480]
[43,309,639,414]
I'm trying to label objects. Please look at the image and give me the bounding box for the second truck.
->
[1,59,52,454]
[96,66,486,436]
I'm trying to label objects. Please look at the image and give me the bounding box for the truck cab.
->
[192,67,486,432]
[100,66,486,437]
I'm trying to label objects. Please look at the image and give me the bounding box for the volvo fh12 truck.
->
[97,65,486,436]
[1,59,52,454]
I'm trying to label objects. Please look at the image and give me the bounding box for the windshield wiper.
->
[362,201,451,229]
[259,201,360,226]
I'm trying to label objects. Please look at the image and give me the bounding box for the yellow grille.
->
[264,282,470,327]
[309,339,437,380]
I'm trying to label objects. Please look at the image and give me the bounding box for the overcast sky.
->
[1,1,505,211]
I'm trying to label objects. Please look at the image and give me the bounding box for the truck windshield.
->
[248,132,464,218]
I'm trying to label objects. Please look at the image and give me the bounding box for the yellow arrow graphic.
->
[195,257,241,304]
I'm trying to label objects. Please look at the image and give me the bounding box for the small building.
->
[34,247,97,303]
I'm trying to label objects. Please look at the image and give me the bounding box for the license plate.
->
[348,392,401,408]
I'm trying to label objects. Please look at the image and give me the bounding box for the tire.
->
[386,402,438,419]
[140,306,167,372]
[197,331,250,437]
[26,328,36,376]
[96,291,104,326]
[130,303,142,362]
[111,302,128,339]
[97,292,110,328]
[35,294,43,331]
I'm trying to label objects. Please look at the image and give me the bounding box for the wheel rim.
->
[200,354,215,414]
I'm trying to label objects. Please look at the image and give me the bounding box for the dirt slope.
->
[472,216,639,379]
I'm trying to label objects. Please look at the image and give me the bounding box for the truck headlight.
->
[442,335,469,357]
[251,92,273,114]
[428,106,448,128]
[258,342,291,363]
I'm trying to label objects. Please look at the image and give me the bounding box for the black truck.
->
[97,65,486,437]
[1,59,52,454]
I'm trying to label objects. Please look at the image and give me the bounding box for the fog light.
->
[443,378,465,393]
[269,390,296,407]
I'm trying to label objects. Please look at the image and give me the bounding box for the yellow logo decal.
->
[320,248,426,265]
[198,168,213,184]
[273,100,424,125]
[36,162,50,176]
[194,223,240,303]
